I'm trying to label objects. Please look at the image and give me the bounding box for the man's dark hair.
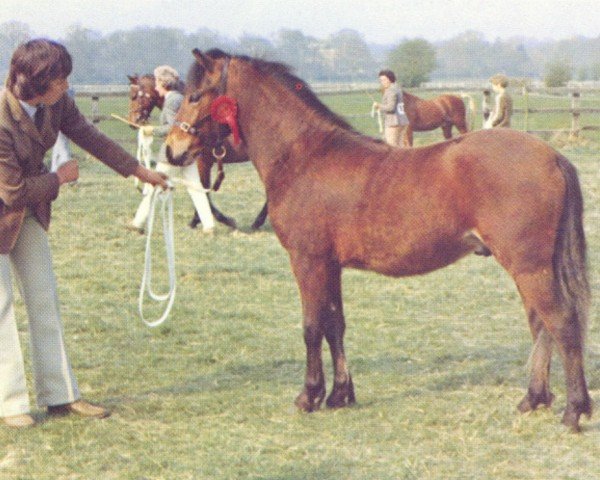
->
[6,38,72,100]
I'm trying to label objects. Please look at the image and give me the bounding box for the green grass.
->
[1,92,600,479]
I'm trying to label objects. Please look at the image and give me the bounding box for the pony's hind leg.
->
[516,270,591,431]
[197,156,237,228]
[209,198,237,228]
[188,199,238,229]
[518,323,554,412]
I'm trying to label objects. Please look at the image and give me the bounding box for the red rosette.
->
[210,95,241,145]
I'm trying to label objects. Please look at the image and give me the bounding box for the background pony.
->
[402,91,474,145]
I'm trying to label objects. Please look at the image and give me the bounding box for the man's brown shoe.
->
[47,400,110,419]
[3,413,35,428]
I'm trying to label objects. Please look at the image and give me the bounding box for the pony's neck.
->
[228,60,347,184]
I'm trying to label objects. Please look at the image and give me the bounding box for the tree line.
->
[1,21,599,87]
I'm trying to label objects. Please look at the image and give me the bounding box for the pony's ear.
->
[192,49,214,73]
[127,74,138,84]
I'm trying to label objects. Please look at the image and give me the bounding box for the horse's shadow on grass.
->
[106,342,600,434]
[110,342,563,406]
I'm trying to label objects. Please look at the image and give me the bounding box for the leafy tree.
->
[387,38,436,87]
[62,25,104,83]
[273,29,324,80]
[589,63,600,81]
[324,29,377,81]
[543,60,572,87]
[434,31,492,79]
[0,21,32,80]
[576,66,588,81]
[4,20,600,85]
[238,34,276,59]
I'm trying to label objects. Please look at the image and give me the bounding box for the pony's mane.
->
[186,52,356,132]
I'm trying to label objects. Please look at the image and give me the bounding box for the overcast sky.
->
[2,0,599,44]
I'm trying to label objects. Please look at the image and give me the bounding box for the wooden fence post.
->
[91,95,100,123]
[570,91,580,139]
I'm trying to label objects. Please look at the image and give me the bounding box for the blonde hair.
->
[490,74,509,88]
[154,65,179,90]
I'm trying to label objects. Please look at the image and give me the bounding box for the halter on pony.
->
[128,75,163,125]
[172,57,241,192]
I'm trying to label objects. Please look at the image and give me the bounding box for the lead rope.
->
[135,128,153,191]
[370,102,383,134]
[138,185,176,327]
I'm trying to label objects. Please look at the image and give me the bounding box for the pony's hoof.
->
[295,386,325,412]
[561,395,593,432]
[517,390,554,413]
[562,409,583,433]
[326,377,356,408]
[326,391,355,409]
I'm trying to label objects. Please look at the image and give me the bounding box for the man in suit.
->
[128,65,215,234]
[0,38,169,428]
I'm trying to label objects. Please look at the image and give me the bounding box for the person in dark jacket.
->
[0,38,168,428]
[373,69,409,146]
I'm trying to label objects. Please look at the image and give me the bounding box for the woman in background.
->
[128,65,215,234]
[373,69,409,146]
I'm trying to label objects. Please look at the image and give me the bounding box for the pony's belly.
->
[341,240,473,277]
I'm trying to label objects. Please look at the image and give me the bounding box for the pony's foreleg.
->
[321,262,354,409]
[291,254,348,412]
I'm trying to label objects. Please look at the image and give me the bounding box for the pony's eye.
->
[189,93,201,103]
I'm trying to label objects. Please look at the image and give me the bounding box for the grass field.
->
[1,91,600,479]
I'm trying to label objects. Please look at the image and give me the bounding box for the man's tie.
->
[34,105,44,131]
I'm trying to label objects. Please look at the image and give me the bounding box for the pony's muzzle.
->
[165,144,194,167]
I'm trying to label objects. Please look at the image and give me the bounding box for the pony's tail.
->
[460,93,476,131]
[553,154,590,345]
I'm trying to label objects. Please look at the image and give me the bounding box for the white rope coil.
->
[138,186,176,327]
[135,129,154,190]
[370,102,383,134]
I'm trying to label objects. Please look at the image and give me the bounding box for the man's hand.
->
[56,160,79,185]
[141,126,154,136]
[134,164,169,190]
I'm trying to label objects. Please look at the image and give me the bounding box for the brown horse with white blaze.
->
[127,74,164,125]
[166,50,592,432]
